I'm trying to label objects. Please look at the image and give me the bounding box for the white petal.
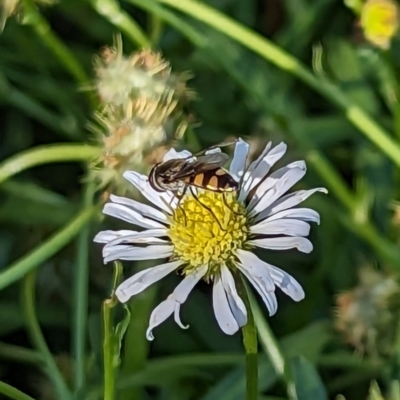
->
[235,249,274,292]
[255,188,327,222]
[123,171,177,213]
[248,237,313,253]
[104,244,173,263]
[146,297,175,340]
[268,265,305,301]
[163,148,192,161]
[103,203,165,229]
[205,147,222,155]
[146,265,207,340]
[259,208,320,225]
[250,218,310,236]
[235,251,277,316]
[103,229,168,248]
[213,275,240,335]
[229,138,249,183]
[110,194,168,224]
[239,142,286,202]
[220,265,247,327]
[248,161,306,216]
[116,260,182,303]
[94,230,139,243]
[174,265,207,303]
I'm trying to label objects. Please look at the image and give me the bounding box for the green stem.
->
[248,289,297,400]
[150,14,163,46]
[157,0,400,168]
[235,275,258,400]
[91,0,151,48]
[0,342,42,365]
[103,262,123,400]
[21,0,89,88]
[0,144,100,187]
[22,271,72,400]
[120,261,157,400]
[0,381,36,400]
[73,183,96,393]
[0,206,98,292]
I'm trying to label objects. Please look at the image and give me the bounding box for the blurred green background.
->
[1,0,400,399]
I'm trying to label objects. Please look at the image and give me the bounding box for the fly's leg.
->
[222,192,242,215]
[189,186,226,231]
[176,186,188,226]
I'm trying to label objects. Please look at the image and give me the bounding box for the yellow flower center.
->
[168,191,248,280]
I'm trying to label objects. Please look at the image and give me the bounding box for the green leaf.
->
[291,356,328,400]
[367,381,385,400]
[113,305,131,367]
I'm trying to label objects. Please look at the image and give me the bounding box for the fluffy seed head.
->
[89,40,193,195]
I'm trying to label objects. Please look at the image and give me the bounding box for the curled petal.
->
[250,218,311,237]
[220,265,247,327]
[213,275,240,335]
[146,296,176,340]
[229,138,249,183]
[116,260,182,303]
[146,266,207,340]
[103,244,173,263]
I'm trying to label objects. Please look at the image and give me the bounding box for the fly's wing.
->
[168,153,229,181]
[191,152,229,170]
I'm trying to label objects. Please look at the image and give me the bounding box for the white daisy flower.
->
[94,139,326,340]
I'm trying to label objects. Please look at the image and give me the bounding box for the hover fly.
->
[148,143,239,227]
[148,145,238,196]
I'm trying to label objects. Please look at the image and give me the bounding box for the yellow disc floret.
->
[168,191,248,280]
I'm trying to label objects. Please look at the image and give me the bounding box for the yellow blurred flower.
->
[361,0,400,49]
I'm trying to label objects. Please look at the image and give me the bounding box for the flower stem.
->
[235,274,258,400]
[103,262,123,400]
[22,271,72,400]
[0,381,37,400]
[120,261,157,400]
[0,144,100,187]
[0,342,42,365]
[0,206,98,292]
[91,0,151,48]
[248,290,297,400]
[21,0,89,87]
[73,182,96,393]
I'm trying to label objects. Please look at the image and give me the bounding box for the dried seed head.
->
[334,267,400,355]
[89,39,194,195]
